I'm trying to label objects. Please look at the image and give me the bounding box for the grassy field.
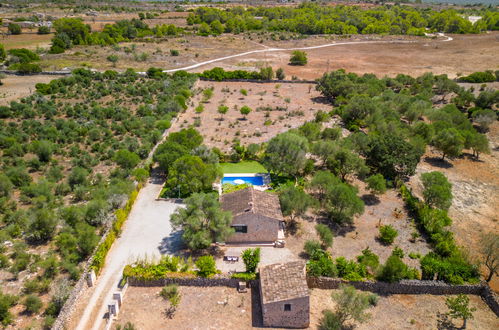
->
[220,161,267,174]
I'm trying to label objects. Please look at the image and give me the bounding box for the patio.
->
[216,246,300,273]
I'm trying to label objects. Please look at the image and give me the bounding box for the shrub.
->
[24,294,42,314]
[195,255,217,278]
[170,49,179,56]
[315,224,333,249]
[276,68,285,80]
[8,23,21,35]
[304,240,323,257]
[160,284,179,300]
[241,248,260,273]
[231,272,257,281]
[378,225,398,245]
[38,26,50,34]
[368,294,379,306]
[289,50,307,66]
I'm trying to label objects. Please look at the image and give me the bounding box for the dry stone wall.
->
[307,277,499,316]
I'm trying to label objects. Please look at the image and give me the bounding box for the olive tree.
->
[421,171,453,210]
[170,192,234,250]
[264,132,308,181]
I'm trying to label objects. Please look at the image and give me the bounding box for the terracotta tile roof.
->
[259,261,309,304]
[220,187,283,221]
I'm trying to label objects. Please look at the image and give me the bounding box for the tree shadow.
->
[424,156,454,169]
[310,96,330,105]
[158,230,183,255]
[330,222,356,237]
[361,194,380,206]
[436,312,458,330]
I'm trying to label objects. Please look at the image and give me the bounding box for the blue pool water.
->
[222,176,264,186]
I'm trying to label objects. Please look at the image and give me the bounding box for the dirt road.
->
[75,180,183,330]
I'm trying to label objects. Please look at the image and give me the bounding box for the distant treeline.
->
[187,3,499,36]
[49,17,182,54]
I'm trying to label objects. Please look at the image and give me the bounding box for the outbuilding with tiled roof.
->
[259,261,310,328]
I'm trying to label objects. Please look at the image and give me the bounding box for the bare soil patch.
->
[194,32,499,80]
[310,288,499,330]
[0,75,63,106]
[285,185,432,271]
[115,286,254,330]
[171,80,330,152]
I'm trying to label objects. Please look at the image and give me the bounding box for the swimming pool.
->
[222,176,264,186]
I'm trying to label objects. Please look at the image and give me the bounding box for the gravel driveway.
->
[76,178,183,330]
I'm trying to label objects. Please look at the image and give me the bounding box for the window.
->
[284,304,291,311]
[232,225,247,233]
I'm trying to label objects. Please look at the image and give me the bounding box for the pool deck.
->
[215,173,271,195]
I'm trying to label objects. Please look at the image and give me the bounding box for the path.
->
[161,35,453,73]
[75,178,183,330]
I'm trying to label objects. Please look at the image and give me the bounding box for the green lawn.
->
[220,161,267,174]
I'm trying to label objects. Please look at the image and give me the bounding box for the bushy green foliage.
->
[378,225,398,245]
[122,255,191,280]
[458,70,497,83]
[377,250,419,283]
[50,17,182,53]
[421,171,453,210]
[0,291,18,326]
[231,272,257,281]
[241,248,260,273]
[400,185,479,284]
[319,285,372,330]
[8,23,21,35]
[170,193,234,250]
[199,67,268,81]
[196,256,217,278]
[24,294,42,314]
[289,51,307,66]
[315,224,333,249]
[188,4,489,36]
[279,185,314,220]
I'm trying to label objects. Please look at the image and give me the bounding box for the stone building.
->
[220,187,284,244]
[259,261,310,328]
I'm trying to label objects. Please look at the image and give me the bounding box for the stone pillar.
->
[108,301,119,317]
[113,292,122,307]
[86,270,96,287]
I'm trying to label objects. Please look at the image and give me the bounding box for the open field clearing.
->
[0,33,53,50]
[114,286,255,330]
[170,80,330,152]
[310,289,499,330]
[115,286,499,330]
[286,187,433,272]
[191,32,499,79]
[32,32,497,76]
[37,34,257,71]
[0,74,64,106]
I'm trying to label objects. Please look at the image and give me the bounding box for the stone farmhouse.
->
[220,187,285,244]
[259,261,310,328]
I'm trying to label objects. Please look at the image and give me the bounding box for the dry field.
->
[114,286,256,330]
[114,286,498,330]
[28,31,499,76]
[37,34,257,71]
[170,80,330,152]
[310,288,499,330]
[190,32,499,80]
[0,74,63,106]
[286,186,432,271]
[0,32,53,50]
